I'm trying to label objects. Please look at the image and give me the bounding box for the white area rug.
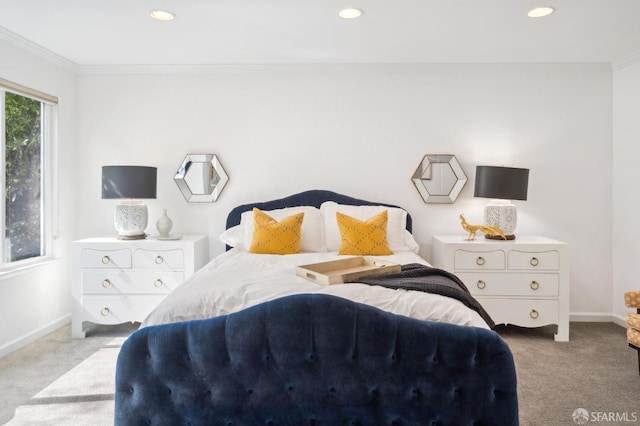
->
[5,337,126,426]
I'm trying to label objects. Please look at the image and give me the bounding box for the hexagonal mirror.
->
[411,154,467,203]
[174,154,229,202]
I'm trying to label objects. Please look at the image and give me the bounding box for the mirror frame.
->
[411,154,467,203]
[174,154,229,202]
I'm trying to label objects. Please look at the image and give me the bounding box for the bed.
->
[115,190,519,425]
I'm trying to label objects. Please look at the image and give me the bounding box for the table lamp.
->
[474,165,529,240]
[101,166,157,239]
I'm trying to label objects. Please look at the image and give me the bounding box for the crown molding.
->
[612,49,640,71]
[76,64,263,74]
[76,63,422,74]
[0,25,627,75]
[0,25,78,72]
[76,62,610,75]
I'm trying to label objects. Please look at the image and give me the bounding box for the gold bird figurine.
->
[459,214,507,241]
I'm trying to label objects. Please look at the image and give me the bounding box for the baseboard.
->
[611,314,629,328]
[0,314,71,358]
[0,312,626,358]
[570,312,617,323]
[569,311,635,329]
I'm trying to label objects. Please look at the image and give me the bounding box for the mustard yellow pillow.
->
[336,210,393,255]
[249,208,304,255]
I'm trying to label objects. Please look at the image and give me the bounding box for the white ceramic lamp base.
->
[484,200,517,239]
[114,201,148,239]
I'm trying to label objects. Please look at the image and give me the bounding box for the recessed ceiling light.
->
[150,10,175,21]
[527,7,555,18]
[338,8,363,19]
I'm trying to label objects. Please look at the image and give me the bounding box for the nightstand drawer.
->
[459,273,559,297]
[81,248,132,269]
[479,298,559,327]
[134,248,184,269]
[454,249,505,270]
[508,250,559,271]
[81,295,167,324]
[81,271,183,294]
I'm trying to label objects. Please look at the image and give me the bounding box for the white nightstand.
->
[72,235,209,338]
[432,235,569,341]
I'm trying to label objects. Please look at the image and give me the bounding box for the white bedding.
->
[142,249,489,329]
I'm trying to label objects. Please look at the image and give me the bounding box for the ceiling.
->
[1,0,640,67]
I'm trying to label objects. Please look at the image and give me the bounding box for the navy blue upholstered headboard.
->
[225,190,413,250]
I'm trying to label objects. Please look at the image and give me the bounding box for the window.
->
[0,78,57,270]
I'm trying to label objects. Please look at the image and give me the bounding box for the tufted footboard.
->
[115,294,518,425]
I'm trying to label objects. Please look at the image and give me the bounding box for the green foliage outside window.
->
[5,92,42,262]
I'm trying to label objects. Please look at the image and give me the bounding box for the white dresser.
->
[72,235,209,338]
[432,235,569,341]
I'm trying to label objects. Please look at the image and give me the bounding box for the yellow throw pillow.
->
[249,208,304,255]
[336,210,393,255]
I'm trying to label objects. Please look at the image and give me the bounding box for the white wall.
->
[613,62,640,324]
[0,54,616,355]
[76,64,613,319]
[0,38,77,356]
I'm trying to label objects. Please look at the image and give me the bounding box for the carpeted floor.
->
[497,322,640,425]
[0,323,138,426]
[0,321,638,425]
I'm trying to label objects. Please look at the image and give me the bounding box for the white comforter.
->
[142,249,489,329]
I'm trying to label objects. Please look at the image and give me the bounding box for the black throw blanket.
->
[359,263,495,328]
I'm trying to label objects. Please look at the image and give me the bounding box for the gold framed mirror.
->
[411,154,467,203]
[174,154,229,202]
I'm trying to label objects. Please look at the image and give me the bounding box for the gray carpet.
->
[0,322,638,425]
[0,323,138,426]
[497,322,640,426]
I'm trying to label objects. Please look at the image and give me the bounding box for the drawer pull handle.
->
[154,279,163,288]
[101,256,111,265]
[530,309,539,319]
[101,307,110,317]
[530,281,540,290]
[476,256,485,266]
[530,257,539,267]
[477,280,486,289]
[155,256,164,264]
[102,279,112,288]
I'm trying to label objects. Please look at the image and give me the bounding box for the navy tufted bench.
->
[115,294,518,425]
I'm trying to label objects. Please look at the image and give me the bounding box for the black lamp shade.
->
[102,166,157,199]
[474,166,529,201]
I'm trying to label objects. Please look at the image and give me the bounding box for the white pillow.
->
[320,202,409,252]
[224,206,326,252]
[402,229,420,254]
[220,225,243,248]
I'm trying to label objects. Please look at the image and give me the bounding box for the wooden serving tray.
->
[296,257,401,285]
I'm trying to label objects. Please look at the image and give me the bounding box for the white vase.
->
[156,209,173,237]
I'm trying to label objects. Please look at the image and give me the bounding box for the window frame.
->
[0,79,58,275]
